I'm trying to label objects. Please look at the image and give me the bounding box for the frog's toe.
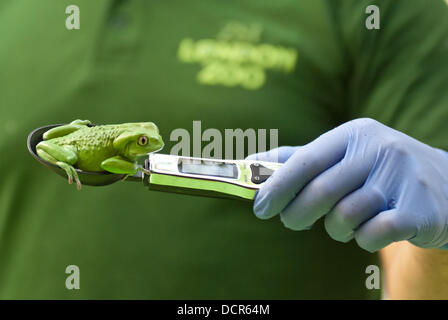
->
[56,161,76,186]
[71,167,82,190]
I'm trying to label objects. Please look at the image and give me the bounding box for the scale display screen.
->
[178,159,238,179]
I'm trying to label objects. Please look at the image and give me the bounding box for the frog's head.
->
[113,122,164,160]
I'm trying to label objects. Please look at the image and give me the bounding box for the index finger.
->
[253,124,350,219]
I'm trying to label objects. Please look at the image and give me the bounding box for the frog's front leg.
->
[100,156,138,175]
[36,141,82,189]
[43,119,91,140]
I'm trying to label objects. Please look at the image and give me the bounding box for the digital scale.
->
[143,153,282,200]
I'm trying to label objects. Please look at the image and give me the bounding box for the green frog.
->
[36,120,164,189]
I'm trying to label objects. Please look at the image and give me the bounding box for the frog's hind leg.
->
[43,119,91,140]
[36,141,82,190]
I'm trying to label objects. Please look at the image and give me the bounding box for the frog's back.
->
[51,125,123,171]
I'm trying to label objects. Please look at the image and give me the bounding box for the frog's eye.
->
[138,135,149,146]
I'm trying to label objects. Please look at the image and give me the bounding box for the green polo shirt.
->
[0,0,447,299]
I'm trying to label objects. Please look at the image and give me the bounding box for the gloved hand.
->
[247,118,448,252]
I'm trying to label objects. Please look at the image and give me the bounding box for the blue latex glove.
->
[247,118,448,252]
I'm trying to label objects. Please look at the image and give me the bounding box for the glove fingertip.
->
[245,153,259,161]
[253,191,273,219]
[245,152,269,161]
